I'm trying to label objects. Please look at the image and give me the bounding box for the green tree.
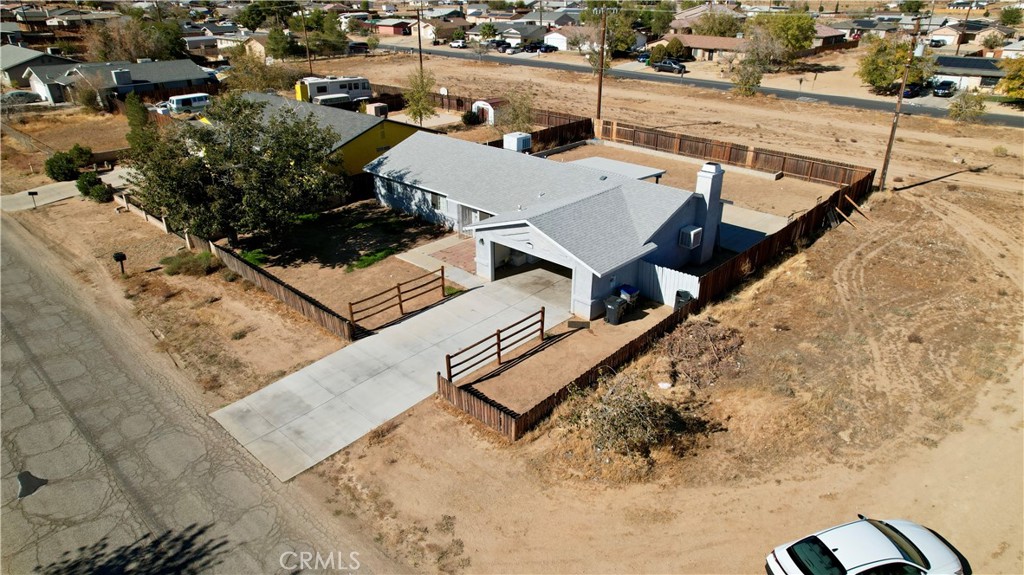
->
[649,44,668,64]
[856,36,935,92]
[649,1,676,36]
[452,28,466,41]
[996,57,1024,99]
[82,17,185,62]
[585,48,611,74]
[947,92,986,123]
[127,94,346,244]
[1000,7,1023,26]
[68,143,93,167]
[366,34,380,51]
[480,23,498,40]
[45,152,79,181]
[899,0,924,12]
[665,37,685,59]
[125,92,157,155]
[404,68,437,127]
[605,12,638,53]
[731,59,764,96]
[692,12,743,37]
[982,34,1004,50]
[237,0,299,30]
[266,27,296,59]
[747,13,816,65]
[220,53,305,93]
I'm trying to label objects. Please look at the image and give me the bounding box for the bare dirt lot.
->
[4,49,1020,574]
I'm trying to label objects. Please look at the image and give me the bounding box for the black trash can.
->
[605,296,626,325]
[674,290,694,312]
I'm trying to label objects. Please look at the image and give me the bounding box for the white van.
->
[167,93,211,114]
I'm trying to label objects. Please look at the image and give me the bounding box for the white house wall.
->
[642,197,701,269]
[373,177,457,228]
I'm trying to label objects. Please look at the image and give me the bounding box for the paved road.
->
[0,215,398,574]
[381,43,1024,128]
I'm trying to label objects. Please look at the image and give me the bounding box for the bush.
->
[994,145,1009,157]
[461,110,481,126]
[649,45,667,65]
[562,374,676,457]
[159,251,223,276]
[68,143,93,167]
[76,172,112,202]
[948,92,986,123]
[240,249,268,267]
[44,152,79,181]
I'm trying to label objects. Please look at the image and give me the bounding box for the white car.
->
[449,39,466,48]
[766,516,969,575]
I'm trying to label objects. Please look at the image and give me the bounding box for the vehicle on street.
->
[0,90,42,104]
[903,83,925,98]
[929,39,946,47]
[538,44,557,52]
[933,80,957,97]
[523,41,544,52]
[347,41,369,54]
[765,515,970,575]
[636,51,651,63]
[652,59,686,74]
[450,39,467,48]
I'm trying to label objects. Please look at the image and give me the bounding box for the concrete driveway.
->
[212,267,572,481]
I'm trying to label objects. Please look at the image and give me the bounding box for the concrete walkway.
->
[1,167,132,212]
[397,235,484,289]
[212,267,571,481]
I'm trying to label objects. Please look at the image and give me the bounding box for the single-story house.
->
[669,3,745,34]
[515,10,578,28]
[897,15,948,32]
[497,23,548,46]
[813,24,846,47]
[831,19,900,39]
[23,59,217,104]
[372,18,414,35]
[421,7,463,20]
[185,35,221,56]
[1,45,77,88]
[998,38,1024,58]
[650,34,748,61]
[45,11,123,28]
[203,23,240,36]
[930,21,1014,47]
[241,92,426,184]
[364,132,725,319]
[1,21,24,43]
[243,35,269,60]
[933,55,1006,90]
[419,18,472,41]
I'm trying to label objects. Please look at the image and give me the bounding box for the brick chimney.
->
[695,162,723,265]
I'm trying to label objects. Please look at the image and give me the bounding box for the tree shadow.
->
[35,523,231,575]
[786,62,843,74]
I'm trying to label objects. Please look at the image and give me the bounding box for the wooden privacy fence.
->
[370,83,476,113]
[484,118,594,152]
[209,243,354,341]
[436,303,692,440]
[348,267,446,324]
[598,120,873,186]
[445,307,545,382]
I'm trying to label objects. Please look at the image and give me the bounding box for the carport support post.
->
[496,329,502,364]
[539,307,545,342]
[439,266,446,297]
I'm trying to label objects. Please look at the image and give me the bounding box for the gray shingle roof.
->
[1,45,50,70]
[364,132,695,276]
[25,59,213,89]
[241,92,384,152]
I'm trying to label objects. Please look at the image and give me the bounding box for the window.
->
[429,192,442,210]
[787,537,845,575]
[316,86,327,94]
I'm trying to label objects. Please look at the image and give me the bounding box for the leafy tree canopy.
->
[1000,6,1022,26]
[997,57,1024,99]
[404,69,438,127]
[746,13,816,64]
[856,35,935,92]
[237,1,300,31]
[692,12,743,37]
[126,94,346,244]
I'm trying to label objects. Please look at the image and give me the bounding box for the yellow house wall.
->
[339,120,421,176]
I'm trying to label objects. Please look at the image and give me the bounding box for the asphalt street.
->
[0,215,398,574]
[381,43,1024,129]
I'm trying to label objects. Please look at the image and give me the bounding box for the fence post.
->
[396,284,404,315]
[445,354,453,381]
[161,215,169,234]
[496,329,503,364]
[539,307,545,342]
[348,301,356,323]
[440,266,446,298]
[184,229,193,250]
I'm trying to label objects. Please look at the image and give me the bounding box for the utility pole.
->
[596,6,609,120]
[417,7,424,75]
[299,5,313,76]
[955,3,972,55]
[879,18,922,193]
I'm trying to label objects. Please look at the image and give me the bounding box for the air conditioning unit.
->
[679,225,702,249]
[503,132,531,153]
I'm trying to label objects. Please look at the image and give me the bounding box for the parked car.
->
[0,90,42,104]
[933,80,957,97]
[903,83,924,98]
[636,51,651,63]
[450,39,467,48]
[538,44,557,53]
[929,38,946,47]
[652,59,686,74]
[488,39,510,50]
[504,45,523,54]
[765,515,969,575]
[347,41,369,54]
[522,41,544,52]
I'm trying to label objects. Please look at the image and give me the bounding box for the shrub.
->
[159,251,223,276]
[220,268,240,282]
[948,92,986,123]
[68,143,93,167]
[44,152,79,181]
[994,145,1009,157]
[461,110,481,126]
[240,249,268,267]
[562,374,676,457]
[76,172,112,202]
[649,44,668,65]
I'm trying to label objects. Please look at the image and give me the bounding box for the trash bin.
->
[605,296,626,325]
[674,290,694,312]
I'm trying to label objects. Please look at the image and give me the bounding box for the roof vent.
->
[599,175,607,180]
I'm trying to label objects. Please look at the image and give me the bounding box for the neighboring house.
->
[650,34,748,61]
[1,45,77,88]
[669,3,745,34]
[831,19,900,39]
[366,133,725,319]
[23,59,217,104]
[181,21,206,37]
[203,23,240,36]
[515,10,578,28]
[933,55,1006,90]
[897,15,947,32]
[499,23,550,46]
[45,12,122,28]
[243,35,269,60]
[372,18,414,35]
[930,20,1013,46]
[241,92,426,184]
[998,38,1024,58]
[1,21,23,43]
[813,24,846,47]
[185,35,221,56]
[420,18,472,41]
[422,7,462,19]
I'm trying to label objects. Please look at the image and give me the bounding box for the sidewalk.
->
[1,167,132,212]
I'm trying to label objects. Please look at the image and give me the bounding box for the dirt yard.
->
[5,49,1021,574]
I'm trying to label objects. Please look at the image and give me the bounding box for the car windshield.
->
[788,536,846,575]
[867,520,930,569]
